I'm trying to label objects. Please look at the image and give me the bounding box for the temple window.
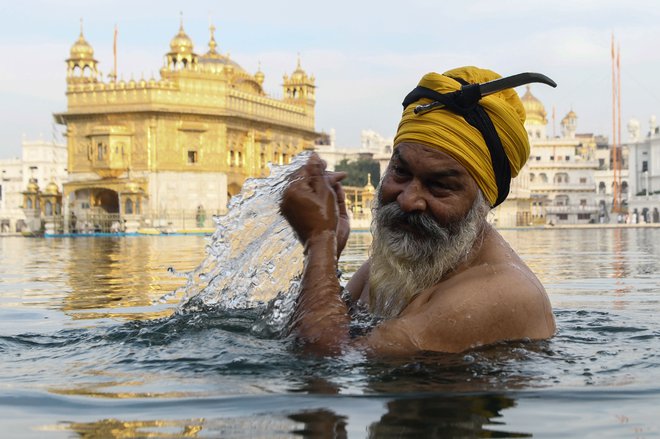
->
[187,150,198,164]
[125,198,134,214]
[27,198,33,209]
[45,201,53,216]
[97,143,104,160]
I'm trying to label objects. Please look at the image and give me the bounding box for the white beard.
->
[368,190,490,319]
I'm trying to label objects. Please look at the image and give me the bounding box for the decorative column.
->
[39,181,63,235]
[22,179,42,234]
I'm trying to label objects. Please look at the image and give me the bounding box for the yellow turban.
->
[393,66,530,207]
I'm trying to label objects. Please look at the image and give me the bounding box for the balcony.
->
[544,204,600,214]
[528,160,600,169]
[530,183,596,192]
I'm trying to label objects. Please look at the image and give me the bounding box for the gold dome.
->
[69,31,95,60]
[199,25,246,74]
[44,180,60,195]
[125,181,140,193]
[170,23,194,55]
[521,85,547,126]
[561,109,577,126]
[363,173,375,193]
[254,63,265,86]
[26,179,39,193]
[290,56,307,82]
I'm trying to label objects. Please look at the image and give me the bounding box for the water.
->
[1,172,660,437]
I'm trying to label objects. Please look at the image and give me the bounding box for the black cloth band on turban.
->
[401,78,511,207]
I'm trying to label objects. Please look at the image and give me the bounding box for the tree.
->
[335,158,380,187]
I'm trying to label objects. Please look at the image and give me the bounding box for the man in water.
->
[280,66,556,355]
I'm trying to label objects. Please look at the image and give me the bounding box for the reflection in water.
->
[62,418,204,438]
[366,394,525,438]
[1,229,660,438]
[62,236,206,320]
[499,228,659,311]
[56,393,527,438]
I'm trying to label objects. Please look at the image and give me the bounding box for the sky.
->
[2,0,660,158]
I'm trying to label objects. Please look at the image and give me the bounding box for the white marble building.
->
[315,129,393,175]
[522,87,601,225]
[0,139,67,233]
[624,116,660,223]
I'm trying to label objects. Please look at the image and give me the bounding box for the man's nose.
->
[396,180,427,213]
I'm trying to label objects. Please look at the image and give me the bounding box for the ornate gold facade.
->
[54,20,318,232]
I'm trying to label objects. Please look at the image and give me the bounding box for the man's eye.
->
[392,165,407,175]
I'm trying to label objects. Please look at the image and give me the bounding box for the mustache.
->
[375,203,456,237]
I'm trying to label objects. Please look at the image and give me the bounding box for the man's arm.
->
[280,154,351,354]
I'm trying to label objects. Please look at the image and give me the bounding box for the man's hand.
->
[280,154,346,248]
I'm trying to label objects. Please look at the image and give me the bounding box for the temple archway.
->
[94,189,119,213]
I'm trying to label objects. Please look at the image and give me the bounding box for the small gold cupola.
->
[283,55,315,106]
[165,14,198,71]
[66,19,99,83]
[521,85,548,126]
[254,61,265,86]
[44,180,60,195]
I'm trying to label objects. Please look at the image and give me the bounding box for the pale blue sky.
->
[2,0,660,157]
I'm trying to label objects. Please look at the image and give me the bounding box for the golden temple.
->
[53,19,319,232]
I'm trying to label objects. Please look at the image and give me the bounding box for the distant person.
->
[196,205,206,228]
[280,66,556,355]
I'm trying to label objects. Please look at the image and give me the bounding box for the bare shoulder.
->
[358,228,556,355]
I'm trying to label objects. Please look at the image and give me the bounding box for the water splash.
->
[172,152,313,316]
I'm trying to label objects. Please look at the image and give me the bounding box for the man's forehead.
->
[391,143,469,173]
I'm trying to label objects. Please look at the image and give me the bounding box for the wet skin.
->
[280,144,556,356]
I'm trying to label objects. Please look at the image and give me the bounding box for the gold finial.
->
[255,61,265,85]
[208,22,218,54]
[179,11,184,30]
[79,18,84,36]
[297,52,301,69]
[367,173,372,186]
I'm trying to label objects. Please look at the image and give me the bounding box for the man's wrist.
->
[303,230,337,258]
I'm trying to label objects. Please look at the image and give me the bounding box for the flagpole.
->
[113,24,118,83]
[611,32,619,214]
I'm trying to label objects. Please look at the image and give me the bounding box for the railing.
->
[544,204,600,214]
[140,209,224,230]
[71,212,121,233]
[531,183,597,191]
[528,160,600,169]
